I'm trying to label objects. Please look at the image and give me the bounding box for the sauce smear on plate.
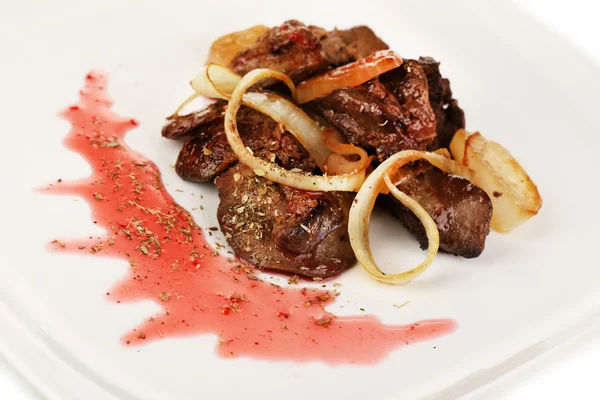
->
[46,71,456,364]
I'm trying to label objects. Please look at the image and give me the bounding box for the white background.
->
[1,0,599,399]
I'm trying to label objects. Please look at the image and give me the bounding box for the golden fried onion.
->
[222,68,368,191]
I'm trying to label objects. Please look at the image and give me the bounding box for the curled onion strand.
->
[348,150,473,284]
[322,128,373,175]
[224,68,367,191]
[172,92,202,117]
[186,64,368,176]
[190,63,242,99]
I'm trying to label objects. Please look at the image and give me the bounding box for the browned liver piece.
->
[229,20,329,84]
[313,60,436,161]
[381,163,492,258]
[216,164,355,277]
[311,25,389,66]
[163,104,315,183]
[419,56,465,150]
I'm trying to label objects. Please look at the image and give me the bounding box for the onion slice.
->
[171,64,242,116]
[322,128,372,175]
[296,50,403,104]
[224,68,367,191]
[191,63,295,100]
[348,150,472,284]
[450,129,542,232]
[190,64,239,99]
[185,64,368,180]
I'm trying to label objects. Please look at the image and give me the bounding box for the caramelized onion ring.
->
[348,150,472,284]
[322,128,373,175]
[296,50,403,104]
[224,68,366,191]
[450,129,542,232]
[187,64,367,175]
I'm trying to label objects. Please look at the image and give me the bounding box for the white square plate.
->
[1,1,599,399]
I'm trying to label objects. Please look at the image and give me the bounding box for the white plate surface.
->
[1,1,599,399]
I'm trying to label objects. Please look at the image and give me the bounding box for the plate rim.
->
[1,1,600,399]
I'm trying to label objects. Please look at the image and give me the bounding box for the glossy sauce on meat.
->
[311,25,389,66]
[314,60,436,160]
[382,164,492,258]
[229,20,329,84]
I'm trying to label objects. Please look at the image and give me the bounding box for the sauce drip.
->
[45,71,456,364]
